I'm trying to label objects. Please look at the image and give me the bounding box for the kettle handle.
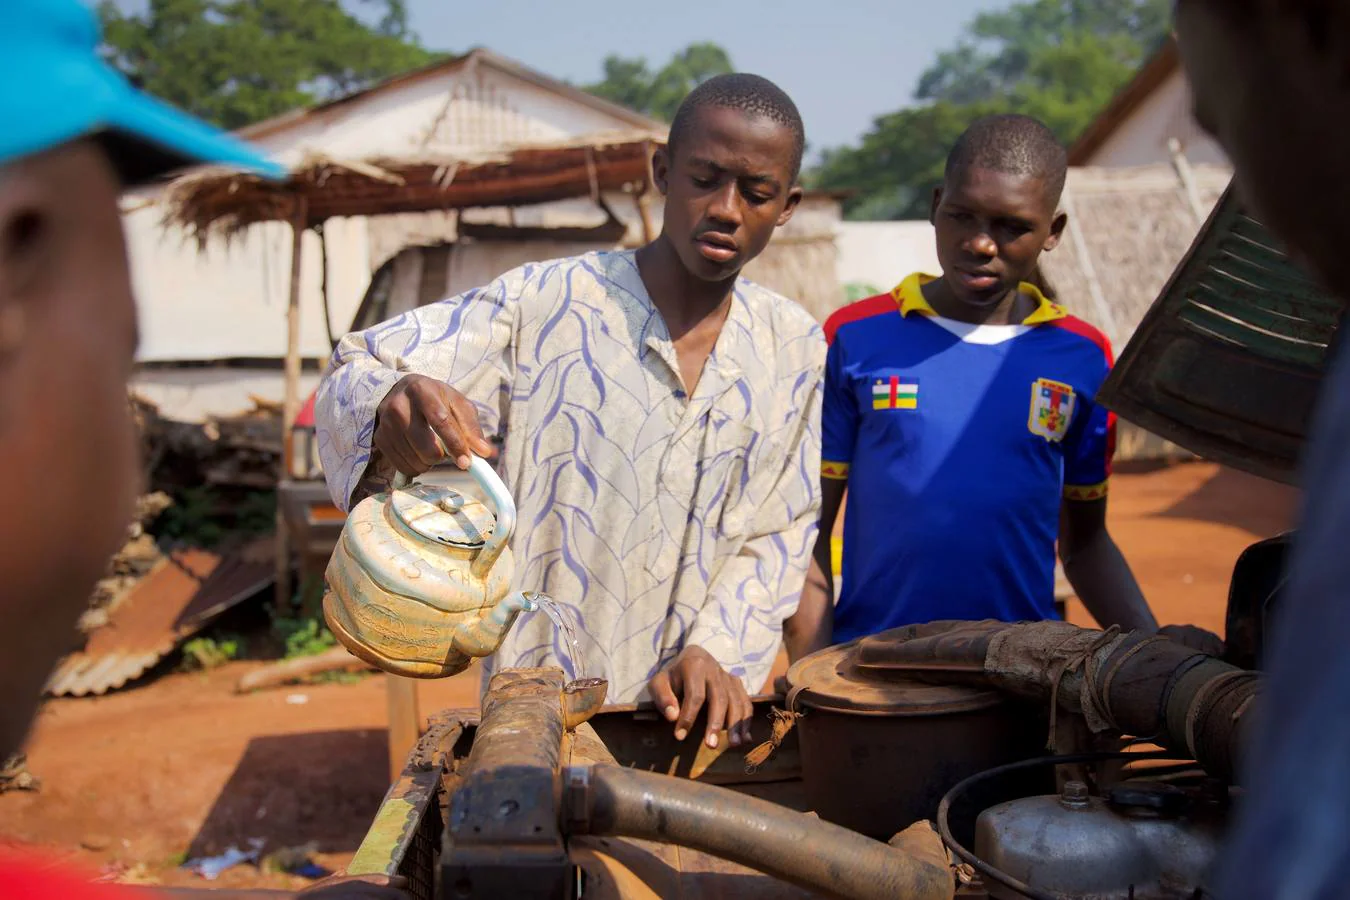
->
[391,457,516,579]
[466,455,515,579]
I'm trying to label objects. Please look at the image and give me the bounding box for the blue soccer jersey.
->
[822,273,1116,641]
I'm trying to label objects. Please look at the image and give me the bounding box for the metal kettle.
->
[323,456,537,678]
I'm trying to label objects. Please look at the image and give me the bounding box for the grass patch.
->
[272,614,337,659]
[267,573,337,660]
[178,635,242,671]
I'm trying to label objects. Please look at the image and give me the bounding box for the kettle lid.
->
[390,482,496,549]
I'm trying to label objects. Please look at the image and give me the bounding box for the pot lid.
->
[785,634,1006,716]
[390,482,496,549]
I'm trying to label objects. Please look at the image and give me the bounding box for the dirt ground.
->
[0,460,1297,890]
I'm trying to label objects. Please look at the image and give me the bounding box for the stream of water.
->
[531,593,584,680]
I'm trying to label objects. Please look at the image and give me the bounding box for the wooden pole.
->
[1167,138,1208,227]
[276,197,308,610]
[635,188,656,245]
[1058,184,1114,334]
[386,676,421,783]
[635,140,658,244]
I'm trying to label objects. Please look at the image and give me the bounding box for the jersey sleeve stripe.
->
[822,460,851,480]
[824,294,898,345]
[1047,314,1115,364]
[1106,409,1118,477]
[1063,480,1110,501]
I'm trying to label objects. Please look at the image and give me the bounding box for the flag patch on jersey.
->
[1029,377,1075,441]
[872,375,919,410]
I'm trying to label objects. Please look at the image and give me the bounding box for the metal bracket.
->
[440,669,570,899]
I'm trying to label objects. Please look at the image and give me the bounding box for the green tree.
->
[915,0,1169,104]
[811,0,1171,219]
[586,42,733,122]
[98,0,443,130]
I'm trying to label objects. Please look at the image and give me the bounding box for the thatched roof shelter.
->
[158,127,665,609]
[1044,163,1234,348]
[1041,161,1235,461]
[162,129,667,243]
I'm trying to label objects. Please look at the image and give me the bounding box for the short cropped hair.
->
[945,114,1068,207]
[668,73,806,182]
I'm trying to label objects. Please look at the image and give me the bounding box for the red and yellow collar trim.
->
[891,272,1067,326]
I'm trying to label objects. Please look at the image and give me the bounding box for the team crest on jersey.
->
[1029,378,1075,441]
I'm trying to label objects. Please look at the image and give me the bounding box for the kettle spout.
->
[450,590,539,659]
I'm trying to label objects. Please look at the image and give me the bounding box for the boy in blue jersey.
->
[784,114,1163,658]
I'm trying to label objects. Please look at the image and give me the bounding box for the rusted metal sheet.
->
[347,716,467,893]
[45,538,274,697]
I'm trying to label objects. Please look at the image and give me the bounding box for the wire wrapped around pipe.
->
[566,764,955,900]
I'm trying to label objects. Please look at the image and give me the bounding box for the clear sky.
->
[108,0,1012,156]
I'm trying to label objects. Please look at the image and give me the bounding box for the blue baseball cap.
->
[0,0,285,184]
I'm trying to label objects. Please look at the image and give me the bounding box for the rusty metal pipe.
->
[565,764,954,900]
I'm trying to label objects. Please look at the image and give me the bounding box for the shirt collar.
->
[890,272,1067,325]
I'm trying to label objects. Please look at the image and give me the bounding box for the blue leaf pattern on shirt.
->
[315,251,823,702]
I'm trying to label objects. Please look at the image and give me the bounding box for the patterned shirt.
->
[316,250,825,702]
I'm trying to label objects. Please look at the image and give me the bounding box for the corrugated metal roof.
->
[235,47,664,144]
[46,538,275,698]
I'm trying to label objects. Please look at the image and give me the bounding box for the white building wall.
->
[126,206,370,363]
[835,221,940,295]
[1086,70,1229,168]
[248,63,638,163]
[131,368,323,423]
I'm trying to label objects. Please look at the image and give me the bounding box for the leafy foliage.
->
[180,635,242,670]
[268,573,336,659]
[843,282,885,303]
[810,0,1172,219]
[97,0,443,129]
[585,42,733,122]
[154,486,275,548]
[274,614,338,659]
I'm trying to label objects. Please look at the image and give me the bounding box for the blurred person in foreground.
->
[317,74,824,753]
[1174,1,1350,896]
[0,0,402,896]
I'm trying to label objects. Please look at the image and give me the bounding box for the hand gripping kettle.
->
[323,456,537,678]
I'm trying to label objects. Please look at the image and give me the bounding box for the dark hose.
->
[1097,633,1258,782]
[862,622,1260,783]
[567,764,954,900]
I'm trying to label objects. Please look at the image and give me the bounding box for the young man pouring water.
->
[317,75,824,751]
